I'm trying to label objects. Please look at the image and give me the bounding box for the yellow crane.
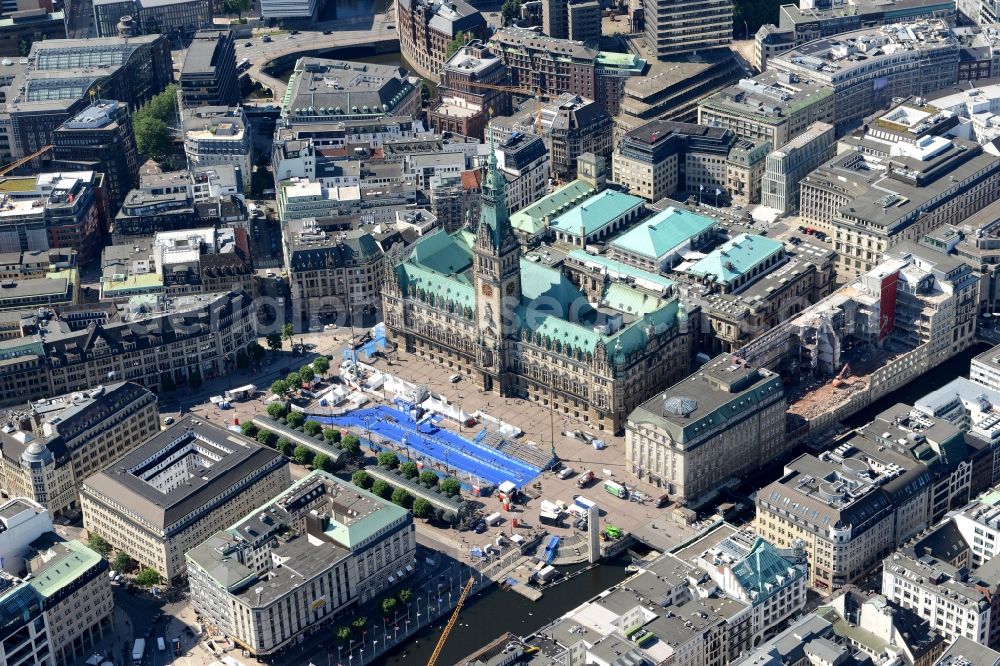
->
[426,574,477,666]
[464,81,548,136]
[0,145,53,178]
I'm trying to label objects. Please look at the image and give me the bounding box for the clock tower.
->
[473,143,521,392]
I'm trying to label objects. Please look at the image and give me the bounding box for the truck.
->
[485,512,503,526]
[539,509,561,527]
[576,470,594,488]
[574,496,597,512]
[225,384,256,401]
[132,639,145,665]
[604,480,627,499]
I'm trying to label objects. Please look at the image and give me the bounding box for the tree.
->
[303,420,322,436]
[371,480,392,499]
[446,32,467,59]
[323,428,341,443]
[391,487,412,508]
[87,534,112,556]
[313,453,332,472]
[286,412,305,428]
[133,114,172,161]
[398,588,413,605]
[135,568,161,587]
[256,429,275,447]
[351,616,367,633]
[285,371,302,388]
[377,451,400,470]
[500,0,521,25]
[341,434,361,457]
[188,371,202,391]
[294,445,314,466]
[266,333,282,351]
[419,470,440,487]
[141,84,177,123]
[236,351,249,370]
[381,597,397,617]
[267,402,287,419]
[17,35,31,57]
[412,498,434,520]
[270,379,290,397]
[282,323,294,345]
[335,626,351,643]
[298,365,315,383]
[352,470,373,489]
[240,422,258,438]
[440,477,461,497]
[279,438,295,457]
[159,373,175,392]
[313,356,330,375]
[248,342,266,361]
[112,552,137,573]
[399,461,419,479]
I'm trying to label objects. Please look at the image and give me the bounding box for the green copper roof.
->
[610,207,715,260]
[596,51,646,73]
[520,258,591,308]
[407,230,474,276]
[602,283,665,317]
[687,233,783,286]
[549,190,644,237]
[29,540,102,599]
[567,250,676,292]
[510,179,596,236]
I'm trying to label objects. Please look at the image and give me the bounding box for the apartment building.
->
[726,139,770,206]
[972,343,1000,392]
[179,31,238,109]
[761,121,835,215]
[768,21,959,133]
[0,382,158,517]
[697,72,835,150]
[81,415,290,582]
[495,132,550,214]
[428,42,511,142]
[625,354,788,501]
[187,471,415,656]
[183,106,252,190]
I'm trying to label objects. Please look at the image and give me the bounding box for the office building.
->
[697,72,835,150]
[179,31,239,109]
[486,27,647,116]
[495,132,550,214]
[93,0,212,36]
[259,0,316,19]
[612,119,737,202]
[81,415,290,582]
[183,106,252,190]
[626,354,787,500]
[972,343,1000,392]
[488,93,612,181]
[281,58,421,125]
[936,638,1000,666]
[397,0,485,81]
[0,10,65,57]
[726,139,770,206]
[0,382,158,517]
[7,35,172,159]
[383,147,693,434]
[753,0,955,71]
[52,100,139,218]
[187,471,415,656]
[761,121,835,215]
[768,21,959,133]
[427,42,512,141]
[543,0,601,41]
[644,0,732,60]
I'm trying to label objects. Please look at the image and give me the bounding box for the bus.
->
[604,480,626,499]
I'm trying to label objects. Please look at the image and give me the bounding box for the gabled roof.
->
[549,190,644,236]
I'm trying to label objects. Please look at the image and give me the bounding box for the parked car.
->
[449,373,462,383]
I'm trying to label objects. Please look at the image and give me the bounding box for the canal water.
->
[376,556,632,664]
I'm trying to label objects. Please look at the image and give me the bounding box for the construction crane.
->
[464,81,548,135]
[426,574,477,666]
[0,145,53,178]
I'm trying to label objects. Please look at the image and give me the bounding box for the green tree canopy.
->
[500,0,521,25]
[335,626,351,643]
[397,588,413,604]
[87,534,112,556]
[298,365,315,383]
[135,568,161,587]
[256,429,275,447]
[371,479,392,499]
[112,552,137,573]
[278,438,295,457]
[270,379,290,397]
[352,470,373,489]
[266,333,282,351]
[446,32,467,59]
[240,422,258,438]
[440,477,461,497]
[377,451,400,469]
[133,114,172,161]
[381,597,397,617]
[399,461,419,479]
[419,470,440,487]
[286,411,305,428]
[294,445,314,466]
[267,402,287,419]
[223,0,250,16]
[313,356,330,375]
[285,371,302,387]
[412,498,434,520]
[282,323,294,342]
[303,420,322,436]
[323,428,341,443]
[391,487,412,508]
[341,435,361,457]
[313,453,332,472]
[351,616,367,633]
